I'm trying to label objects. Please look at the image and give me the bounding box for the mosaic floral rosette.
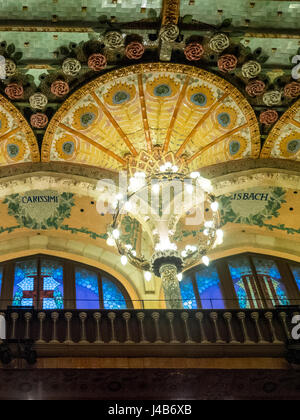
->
[184,43,204,61]
[245,80,266,97]
[104,31,124,49]
[263,90,282,106]
[242,60,262,79]
[30,113,49,129]
[5,83,24,100]
[209,33,230,53]
[218,54,238,72]
[88,53,107,71]
[125,42,145,60]
[51,80,70,97]
[259,110,279,126]
[159,24,180,43]
[5,59,17,77]
[29,93,48,110]
[62,58,82,76]
[284,82,300,99]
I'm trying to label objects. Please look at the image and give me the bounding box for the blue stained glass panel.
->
[253,256,289,306]
[13,260,37,307]
[75,267,100,309]
[291,264,300,293]
[196,266,224,309]
[179,276,197,309]
[102,278,127,309]
[41,259,64,310]
[228,256,254,308]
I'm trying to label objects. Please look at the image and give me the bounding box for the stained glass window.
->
[13,260,38,307]
[253,256,289,306]
[75,267,100,309]
[180,276,197,309]
[102,277,127,309]
[0,267,3,299]
[291,265,300,292]
[228,256,257,309]
[40,259,64,310]
[196,266,224,309]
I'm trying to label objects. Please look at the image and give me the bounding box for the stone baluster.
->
[37,312,46,344]
[64,312,73,344]
[223,312,239,344]
[93,312,104,344]
[0,312,5,344]
[181,312,195,344]
[10,312,19,340]
[137,312,149,344]
[50,312,59,344]
[122,312,134,344]
[166,312,179,344]
[195,312,210,344]
[79,312,88,344]
[279,312,291,340]
[151,312,164,343]
[24,312,32,340]
[250,312,268,344]
[264,312,283,344]
[237,312,254,344]
[108,312,119,344]
[210,312,225,344]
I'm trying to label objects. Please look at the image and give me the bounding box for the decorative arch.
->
[0,94,39,164]
[261,98,300,160]
[42,63,260,172]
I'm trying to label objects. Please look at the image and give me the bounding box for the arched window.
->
[180,253,300,309]
[0,255,132,310]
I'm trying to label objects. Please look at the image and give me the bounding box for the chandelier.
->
[105,147,223,309]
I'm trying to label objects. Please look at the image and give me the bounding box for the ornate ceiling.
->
[42,63,260,171]
[262,98,300,160]
[0,93,38,165]
[0,0,298,170]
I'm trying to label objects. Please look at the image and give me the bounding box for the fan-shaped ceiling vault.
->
[261,99,300,161]
[42,63,260,172]
[0,95,39,165]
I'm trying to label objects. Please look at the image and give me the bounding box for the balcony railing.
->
[0,307,298,358]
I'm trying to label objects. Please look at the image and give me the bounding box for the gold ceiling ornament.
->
[0,93,39,165]
[261,98,300,160]
[42,63,260,170]
[161,0,180,26]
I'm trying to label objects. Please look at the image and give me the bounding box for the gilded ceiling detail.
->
[0,94,39,165]
[42,63,260,172]
[261,99,300,161]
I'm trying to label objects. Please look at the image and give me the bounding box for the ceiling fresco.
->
[261,98,300,160]
[41,63,260,171]
[0,93,39,165]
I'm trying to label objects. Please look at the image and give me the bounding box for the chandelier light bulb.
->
[186,184,193,194]
[190,171,200,179]
[177,273,183,282]
[202,255,210,266]
[144,271,152,282]
[172,165,178,172]
[124,201,132,211]
[121,255,128,266]
[204,220,214,228]
[152,183,160,194]
[216,229,224,245]
[211,201,219,212]
[112,228,120,239]
[106,237,115,247]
